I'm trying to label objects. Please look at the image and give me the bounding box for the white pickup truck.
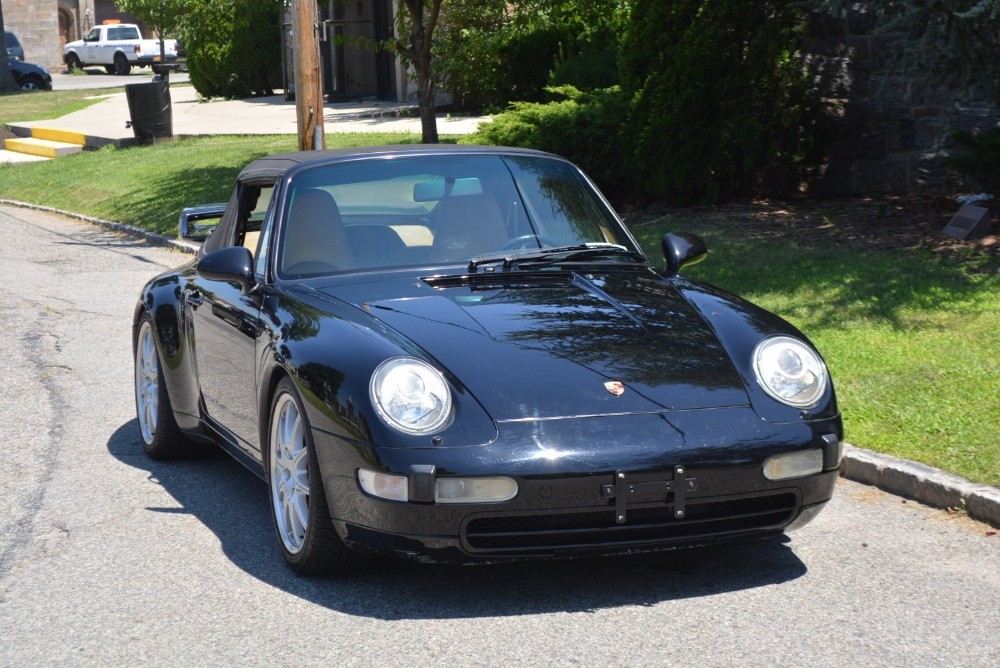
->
[63,22,178,76]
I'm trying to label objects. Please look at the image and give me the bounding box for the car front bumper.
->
[313,407,842,564]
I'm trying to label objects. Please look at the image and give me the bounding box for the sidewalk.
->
[7,83,490,147]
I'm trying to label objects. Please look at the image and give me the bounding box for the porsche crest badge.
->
[604,381,625,396]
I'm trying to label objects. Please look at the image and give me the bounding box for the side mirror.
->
[662,232,708,275]
[197,246,254,292]
[179,203,227,241]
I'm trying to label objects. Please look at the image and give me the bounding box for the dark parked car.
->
[134,146,842,574]
[10,60,52,91]
[4,31,24,61]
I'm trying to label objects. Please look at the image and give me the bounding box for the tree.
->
[114,0,186,63]
[620,0,819,203]
[0,5,17,93]
[392,0,443,143]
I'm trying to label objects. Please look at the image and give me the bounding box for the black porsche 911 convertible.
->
[133,145,842,573]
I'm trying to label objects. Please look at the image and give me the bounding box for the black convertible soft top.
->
[203,145,554,255]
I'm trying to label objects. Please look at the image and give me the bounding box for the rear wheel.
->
[267,377,364,574]
[134,315,196,459]
[65,53,81,72]
[104,65,115,75]
[113,53,131,76]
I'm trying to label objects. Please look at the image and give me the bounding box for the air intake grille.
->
[463,492,797,553]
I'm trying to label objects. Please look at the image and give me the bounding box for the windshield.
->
[276,153,638,278]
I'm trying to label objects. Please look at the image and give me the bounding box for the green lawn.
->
[632,217,999,487]
[0,88,123,124]
[0,134,453,236]
[1,134,995,486]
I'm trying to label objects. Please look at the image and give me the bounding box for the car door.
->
[82,27,101,62]
[185,179,276,454]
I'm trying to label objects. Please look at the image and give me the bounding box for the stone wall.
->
[3,0,62,71]
[804,6,998,196]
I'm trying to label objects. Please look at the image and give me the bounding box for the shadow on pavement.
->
[109,419,807,620]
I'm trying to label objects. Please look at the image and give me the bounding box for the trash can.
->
[125,81,172,144]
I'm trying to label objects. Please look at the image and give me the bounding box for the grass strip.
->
[0,133,453,236]
[0,88,124,125]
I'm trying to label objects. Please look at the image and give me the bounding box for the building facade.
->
[283,0,410,102]
[2,0,144,71]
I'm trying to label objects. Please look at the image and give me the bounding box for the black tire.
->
[19,75,45,91]
[65,53,81,72]
[133,313,197,459]
[266,377,365,575]
[113,53,132,76]
[104,65,115,75]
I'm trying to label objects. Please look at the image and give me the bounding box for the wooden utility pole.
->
[292,0,324,151]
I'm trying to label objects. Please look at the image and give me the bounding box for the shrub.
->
[462,86,630,197]
[948,128,1000,194]
[620,0,821,203]
[549,43,620,90]
[434,0,627,110]
[184,0,280,98]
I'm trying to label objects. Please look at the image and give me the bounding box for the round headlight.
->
[753,336,828,408]
[370,357,453,435]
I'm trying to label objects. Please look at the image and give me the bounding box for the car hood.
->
[64,40,83,50]
[10,60,47,76]
[316,270,750,421]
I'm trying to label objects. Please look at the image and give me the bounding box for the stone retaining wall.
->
[804,7,998,196]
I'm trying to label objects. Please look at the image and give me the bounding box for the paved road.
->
[0,205,997,666]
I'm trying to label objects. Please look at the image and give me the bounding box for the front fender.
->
[134,263,203,431]
[670,276,840,425]
[266,286,499,453]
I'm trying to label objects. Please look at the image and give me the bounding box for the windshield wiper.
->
[468,243,647,273]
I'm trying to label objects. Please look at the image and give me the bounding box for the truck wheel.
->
[65,53,81,72]
[104,65,115,75]
[113,53,132,76]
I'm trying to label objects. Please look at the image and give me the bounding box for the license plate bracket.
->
[600,466,697,523]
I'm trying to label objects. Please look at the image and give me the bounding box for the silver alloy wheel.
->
[135,321,158,446]
[270,393,310,554]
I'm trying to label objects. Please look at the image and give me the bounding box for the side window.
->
[85,28,100,42]
[122,28,140,40]
[235,183,275,260]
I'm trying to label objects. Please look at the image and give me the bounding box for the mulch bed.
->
[626,195,999,274]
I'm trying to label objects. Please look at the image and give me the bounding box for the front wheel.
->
[134,315,196,459]
[65,53,81,72]
[19,76,45,91]
[267,377,364,574]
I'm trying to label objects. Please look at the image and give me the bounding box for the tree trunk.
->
[415,61,438,144]
[0,7,18,93]
[403,0,441,144]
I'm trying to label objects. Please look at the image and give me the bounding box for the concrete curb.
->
[1,199,997,528]
[0,199,198,255]
[841,444,999,527]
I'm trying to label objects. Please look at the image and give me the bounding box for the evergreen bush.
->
[462,86,630,197]
[184,0,280,99]
[621,0,820,203]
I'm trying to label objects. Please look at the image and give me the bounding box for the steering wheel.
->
[497,235,558,252]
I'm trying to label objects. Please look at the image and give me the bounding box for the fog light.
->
[358,469,408,502]
[435,477,518,504]
[763,449,824,481]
